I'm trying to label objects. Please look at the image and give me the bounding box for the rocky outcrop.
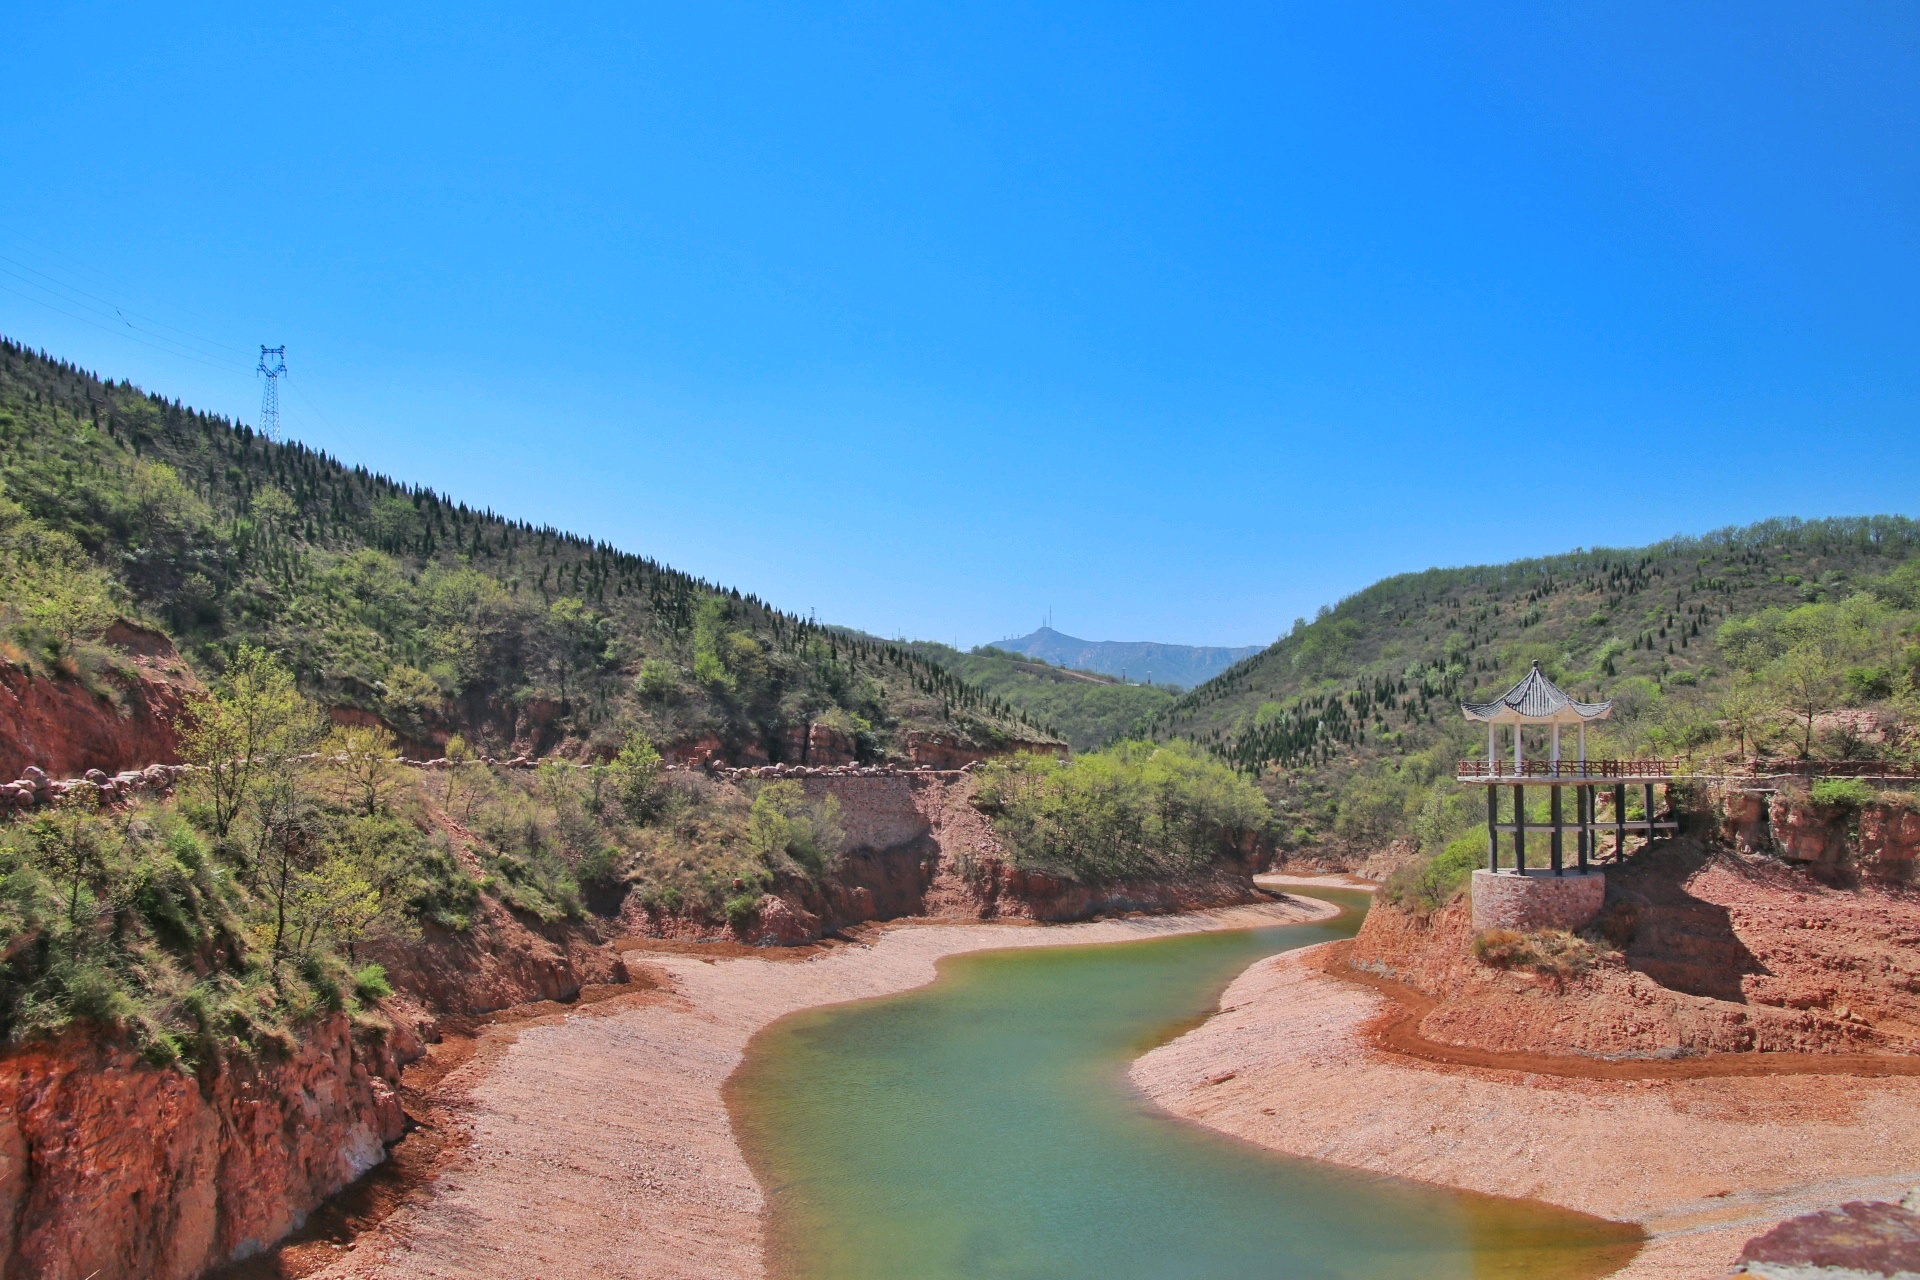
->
[0,1015,413,1280]
[362,895,629,1022]
[622,769,1273,945]
[1273,836,1420,882]
[949,861,1266,922]
[773,722,859,766]
[1736,1190,1920,1277]
[1716,788,1775,854]
[1859,804,1920,881]
[657,729,1061,771]
[0,872,631,1280]
[0,762,186,813]
[325,705,443,760]
[0,888,633,1280]
[0,625,198,780]
[1703,781,1920,882]
[904,732,1058,769]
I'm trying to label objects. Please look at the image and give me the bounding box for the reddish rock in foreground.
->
[0,1016,412,1280]
[1736,1194,1920,1277]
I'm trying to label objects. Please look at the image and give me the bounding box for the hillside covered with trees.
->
[906,641,1176,751]
[0,338,1053,765]
[1146,518,1920,861]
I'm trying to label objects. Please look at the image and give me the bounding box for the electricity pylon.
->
[257,345,286,440]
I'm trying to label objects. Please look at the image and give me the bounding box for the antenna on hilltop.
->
[256,345,287,440]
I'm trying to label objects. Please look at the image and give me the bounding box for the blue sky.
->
[2,3,1915,647]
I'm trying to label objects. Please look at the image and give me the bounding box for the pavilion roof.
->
[1460,662,1612,726]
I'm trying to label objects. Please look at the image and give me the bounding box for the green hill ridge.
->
[905,642,1176,751]
[0,337,1054,765]
[1147,518,1920,858]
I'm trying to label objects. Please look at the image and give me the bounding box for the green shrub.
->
[480,849,582,922]
[723,892,761,928]
[405,842,480,931]
[638,883,682,913]
[607,732,664,820]
[746,781,844,877]
[1810,777,1878,809]
[352,963,393,1002]
[140,1030,184,1069]
[50,957,138,1026]
[635,658,680,702]
[577,844,625,888]
[1382,833,1483,914]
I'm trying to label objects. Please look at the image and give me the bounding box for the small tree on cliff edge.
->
[608,731,663,820]
[325,723,406,817]
[181,645,326,840]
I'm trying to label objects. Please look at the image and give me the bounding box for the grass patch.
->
[1470,927,1601,978]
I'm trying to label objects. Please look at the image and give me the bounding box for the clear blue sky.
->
[3,3,1915,648]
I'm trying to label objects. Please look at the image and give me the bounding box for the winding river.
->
[729,889,1642,1279]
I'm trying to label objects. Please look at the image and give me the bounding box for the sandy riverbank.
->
[1130,940,1920,1280]
[306,896,1336,1280]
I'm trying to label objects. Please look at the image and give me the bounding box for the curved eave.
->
[1461,703,1613,725]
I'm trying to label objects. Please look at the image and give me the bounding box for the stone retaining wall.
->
[1470,868,1606,932]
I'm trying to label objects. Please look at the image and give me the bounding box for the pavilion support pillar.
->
[1644,783,1657,853]
[1550,785,1563,875]
[1614,783,1627,861]
[1513,784,1526,872]
[1486,786,1498,871]
[1576,785,1591,872]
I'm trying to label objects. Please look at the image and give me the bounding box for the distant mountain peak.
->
[992,628,1265,689]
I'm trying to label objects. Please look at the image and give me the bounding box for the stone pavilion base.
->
[1470,868,1605,933]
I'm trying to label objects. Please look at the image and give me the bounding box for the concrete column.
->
[1550,785,1563,875]
[1576,785,1591,872]
[1514,784,1527,871]
[1486,786,1499,872]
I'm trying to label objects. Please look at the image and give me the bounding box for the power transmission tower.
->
[256,344,286,440]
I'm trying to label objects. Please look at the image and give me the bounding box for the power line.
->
[0,229,358,448]
[0,267,252,373]
[280,375,346,439]
[0,252,253,363]
[0,225,255,353]
[0,281,254,375]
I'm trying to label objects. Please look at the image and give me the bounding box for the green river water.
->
[728,890,1642,1280]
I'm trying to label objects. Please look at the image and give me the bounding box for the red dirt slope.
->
[1351,839,1920,1060]
[0,622,197,779]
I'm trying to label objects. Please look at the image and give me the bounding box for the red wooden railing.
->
[1455,758,1681,780]
[1746,759,1920,778]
